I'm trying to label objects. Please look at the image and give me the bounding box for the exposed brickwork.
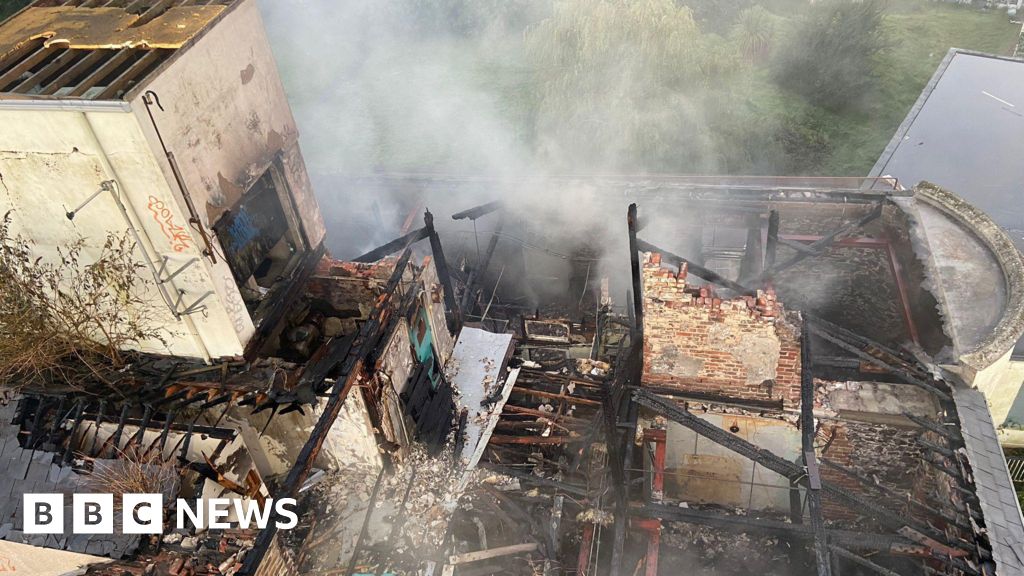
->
[818,419,928,523]
[641,253,802,407]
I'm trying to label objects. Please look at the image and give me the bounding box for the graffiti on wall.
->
[147,195,192,253]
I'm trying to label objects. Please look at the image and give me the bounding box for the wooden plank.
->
[10,49,79,93]
[39,50,107,95]
[510,387,601,407]
[133,0,178,27]
[69,48,134,97]
[0,45,54,91]
[449,543,539,565]
[96,48,163,99]
[0,39,46,76]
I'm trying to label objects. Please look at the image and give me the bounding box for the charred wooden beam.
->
[240,249,412,576]
[765,210,780,270]
[452,200,502,221]
[808,323,951,401]
[801,324,832,576]
[750,201,885,285]
[424,209,462,331]
[901,412,959,443]
[635,238,757,297]
[630,385,783,411]
[62,401,86,465]
[628,204,645,336]
[353,227,429,263]
[632,390,955,547]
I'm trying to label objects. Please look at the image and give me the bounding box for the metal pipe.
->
[77,112,212,363]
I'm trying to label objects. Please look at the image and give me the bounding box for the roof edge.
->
[915,182,1024,370]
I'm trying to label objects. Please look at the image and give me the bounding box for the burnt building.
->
[0,3,1023,576]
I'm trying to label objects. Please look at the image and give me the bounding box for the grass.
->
[815,0,1021,174]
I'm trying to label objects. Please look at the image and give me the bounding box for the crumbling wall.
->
[641,253,802,407]
[818,418,928,522]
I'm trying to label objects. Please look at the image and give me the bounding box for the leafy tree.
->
[773,0,890,110]
[524,0,735,171]
[732,5,780,64]
[0,213,167,392]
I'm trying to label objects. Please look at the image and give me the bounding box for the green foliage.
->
[523,0,739,171]
[732,5,781,63]
[774,0,890,111]
[0,213,166,392]
[0,0,29,22]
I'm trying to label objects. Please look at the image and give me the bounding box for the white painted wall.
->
[0,104,252,360]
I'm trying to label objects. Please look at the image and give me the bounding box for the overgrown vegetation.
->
[0,212,166,393]
[774,0,891,110]
[265,0,1020,177]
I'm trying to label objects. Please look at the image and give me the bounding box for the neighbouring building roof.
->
[953,387,1024,576]
[871,48,1024,358]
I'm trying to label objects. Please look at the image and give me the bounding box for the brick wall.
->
[817,418,927,523]
[254,533,301,576]
[304,257,396,320]
[641,253,802,407]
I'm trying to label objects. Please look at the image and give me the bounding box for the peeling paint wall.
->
[657,410,801,512]
[128,0,325,249]
[0,108,250,359]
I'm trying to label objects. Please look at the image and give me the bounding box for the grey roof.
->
[0,400,139,560]
[870,49,1024,357]
[953,387,1024,575]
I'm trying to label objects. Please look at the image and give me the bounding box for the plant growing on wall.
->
[0,211,167,393]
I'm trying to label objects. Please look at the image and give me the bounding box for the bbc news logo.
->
[23,494,298,534]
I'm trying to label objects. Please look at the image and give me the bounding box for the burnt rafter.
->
[353,227,430,263]
[631,389,961,551]
[745,200,886,285]
[801,323,833,576]
[240,247,413,576]
[805,316,952,401]
[452,200,503,221]
[635,238,758,297]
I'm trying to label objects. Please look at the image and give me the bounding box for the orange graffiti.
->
[0,554,15,572]
[147,195,192,253]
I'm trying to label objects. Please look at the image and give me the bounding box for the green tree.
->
[732,5,780,64]
[773,0,890,110]
[524,0,735,171]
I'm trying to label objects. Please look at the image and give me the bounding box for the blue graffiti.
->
[226,208,259,250]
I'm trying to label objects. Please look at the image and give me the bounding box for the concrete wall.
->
[128,0,325,249]
[0,106,249,359]
[659,411,801,512]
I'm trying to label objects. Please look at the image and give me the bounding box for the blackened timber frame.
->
[239,248,413,576]
[631,389,961,552]
[801,321,833,576]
